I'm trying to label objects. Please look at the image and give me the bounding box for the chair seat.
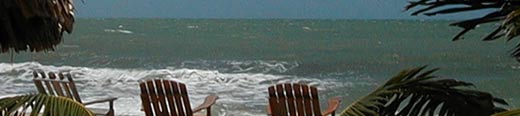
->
[88,107,110,116]
[193,112,206,116]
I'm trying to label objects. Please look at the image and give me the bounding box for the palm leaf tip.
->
[493,109,520,116]
[341,66,508,116]
[404,0,520,61]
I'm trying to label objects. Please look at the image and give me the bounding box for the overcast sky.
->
[75,0,486,19]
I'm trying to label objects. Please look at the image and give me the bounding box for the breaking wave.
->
[177,60,300,74]
[0,62,374,116]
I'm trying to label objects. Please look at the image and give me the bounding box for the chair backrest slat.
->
[40,72,56,96]
[43,80,55,95]
[310,87,321,116]
[48,72,65,96]
[171,81,186,116]
[58,73,73,99]
[275,84,288,116]
[269,83,322,116]
[33,71,82,103]
[293,84,305,115]
[163,81,178,116]
[140,80,193,116]
[268,87,280,115]
[155,80,170,116]
[302,85,313,115]
[179,83,192,116]
[65,73,82,103]
[140,83,153,116]
[284,84,297,116]
[32,72,46,94]
[146,81,162,115]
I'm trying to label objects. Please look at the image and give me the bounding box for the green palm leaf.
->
[0,94,94,116]
[405,0,520,59]
[340,66,508,116]
[493,109,520,116]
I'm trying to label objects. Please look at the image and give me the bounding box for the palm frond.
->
[404,0,520,59]
[0,94,93,116]
[340,66,508,116]
[493,109,520,116]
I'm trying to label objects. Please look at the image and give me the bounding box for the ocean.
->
[0,19,519,115]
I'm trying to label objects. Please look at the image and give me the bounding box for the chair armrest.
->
[83,97,118,105]
[321,96,341,116]
[192,95,218,113]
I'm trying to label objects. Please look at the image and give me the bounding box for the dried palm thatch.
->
[0,0,74,53]
[405,0,520,60]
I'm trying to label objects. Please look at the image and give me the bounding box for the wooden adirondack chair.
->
[32,71,118,116]
[139,79,218,116]
[267,83,341,116]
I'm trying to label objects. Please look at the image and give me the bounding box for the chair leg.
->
[207,108,211,116]
[107,110,114,116]
[107,101,114,116]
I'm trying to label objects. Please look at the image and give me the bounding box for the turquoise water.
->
[0,19,519,115]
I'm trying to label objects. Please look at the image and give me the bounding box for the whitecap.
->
[116,29,133,34]
[0,62,355,115]
[302,26,312,31]
[103,29,116,33]
[103,29,133,34]
[187,25,199,29]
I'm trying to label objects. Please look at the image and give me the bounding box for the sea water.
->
[0,19,519,115]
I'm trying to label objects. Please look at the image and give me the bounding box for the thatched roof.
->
[0,0,75,53]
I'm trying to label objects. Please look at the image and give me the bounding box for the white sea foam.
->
[187,25,199,29]
[302,26,312,31]
[178,60,299,73]
[0,62,368,116]
[103,29,116,33]
[104,29,133,34]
